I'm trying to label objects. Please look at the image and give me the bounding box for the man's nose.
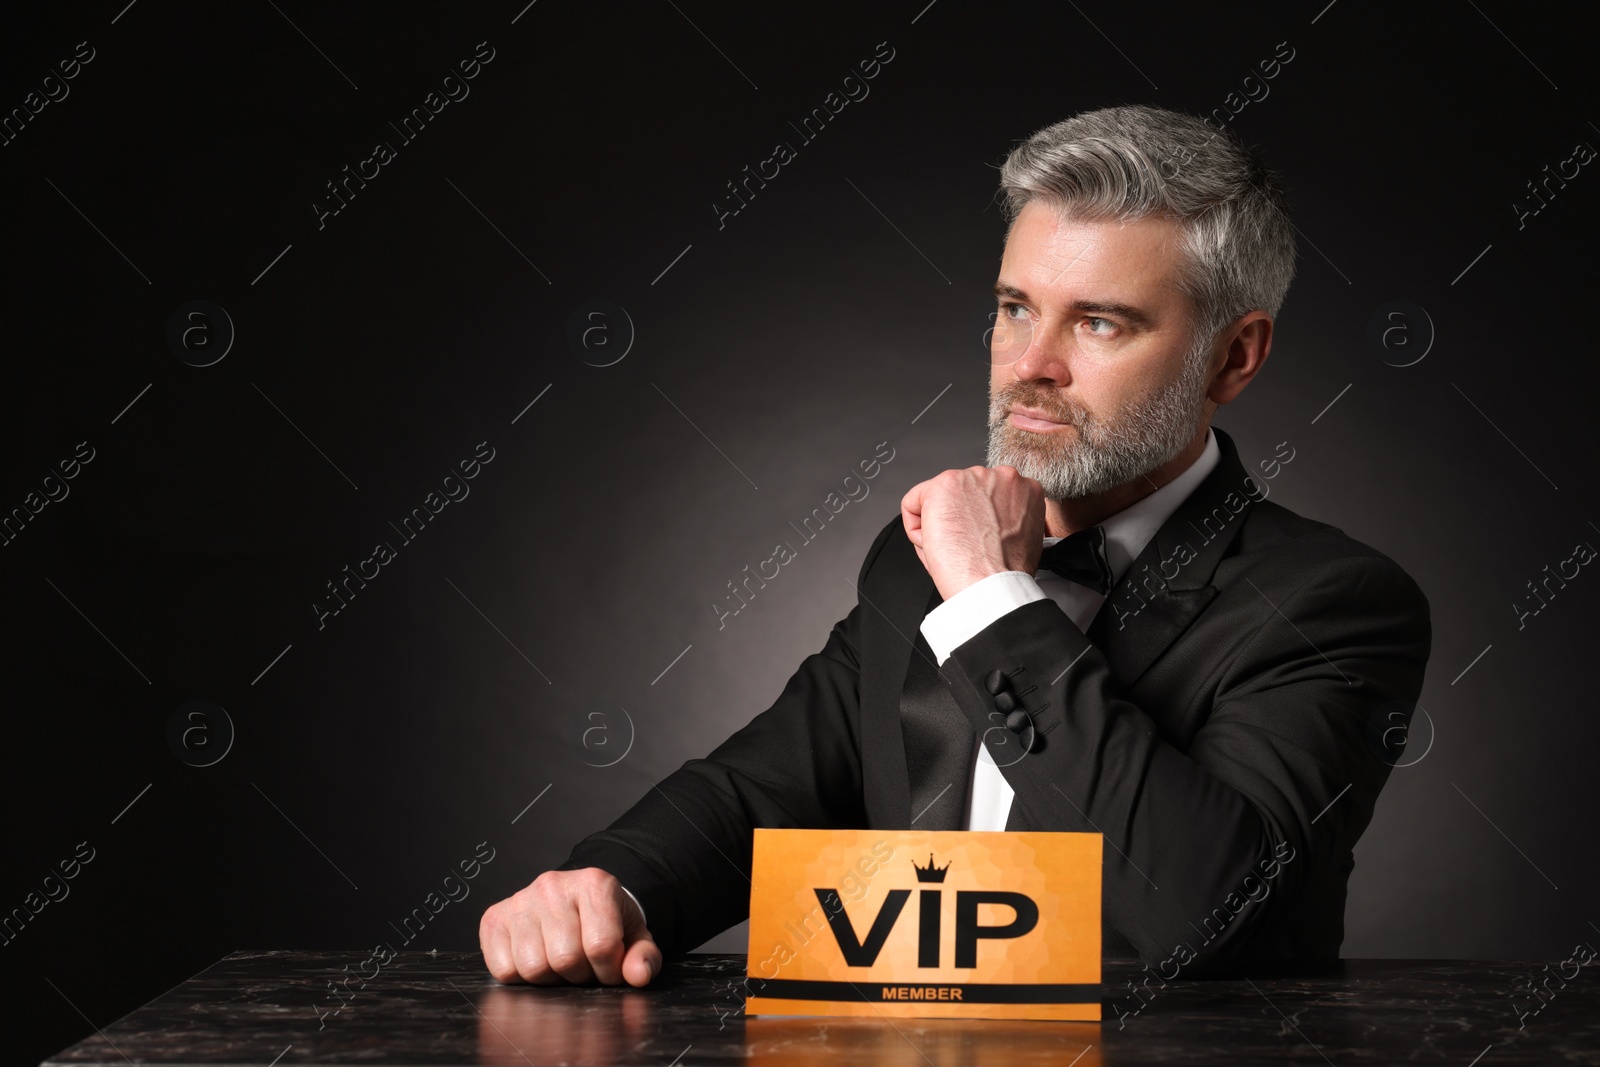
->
[1006,324,1071,383]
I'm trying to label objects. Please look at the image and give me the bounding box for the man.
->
[479,104,1432,988]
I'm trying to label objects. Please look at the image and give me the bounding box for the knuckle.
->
[546,946,582,972]
[583,929,620,954]
[513,947,548,982]
[521,947,553,979]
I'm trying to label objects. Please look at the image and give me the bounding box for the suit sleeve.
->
[555,517,900,957]
[937,552,1431,974]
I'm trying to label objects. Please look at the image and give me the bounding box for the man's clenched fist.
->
[901,464,1047,600]
[479,867,661,987]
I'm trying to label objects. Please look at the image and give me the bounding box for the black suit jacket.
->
[559,425,1432,974]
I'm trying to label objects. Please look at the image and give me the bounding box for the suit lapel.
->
[1087,425,1259,688]
[860,544,941,829]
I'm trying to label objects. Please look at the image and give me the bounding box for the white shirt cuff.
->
[919,570,1048,665]
[620,884,648,930]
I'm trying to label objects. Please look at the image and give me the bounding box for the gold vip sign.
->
[745,829,1102,1021]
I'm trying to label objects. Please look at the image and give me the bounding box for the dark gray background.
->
[4,0,1597,1061]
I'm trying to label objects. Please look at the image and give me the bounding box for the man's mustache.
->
[997,393,1084,426]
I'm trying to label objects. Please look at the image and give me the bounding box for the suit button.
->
[985,669,1008,695]
[1026,729,1045,753]
[1005,710,1031,734]
[993,691,1017,713]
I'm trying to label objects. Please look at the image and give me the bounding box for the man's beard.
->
[986,345,1213,500]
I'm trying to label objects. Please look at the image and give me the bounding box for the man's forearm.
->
[556,772,746,957]
[934,557,1430,972]
[557,598,875,957]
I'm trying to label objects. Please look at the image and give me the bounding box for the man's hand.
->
[901,465,1047,600]
[479,868,661,987]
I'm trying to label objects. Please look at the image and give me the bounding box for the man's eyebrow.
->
[992,282,1155,329]
[1071,300,1155,329]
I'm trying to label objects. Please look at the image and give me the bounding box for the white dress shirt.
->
[918,426,1220,831]
[623,427,1220,929]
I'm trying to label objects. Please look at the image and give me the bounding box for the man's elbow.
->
[1141,906,1284,979]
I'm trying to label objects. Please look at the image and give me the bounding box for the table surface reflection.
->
[41,950,1600,1065]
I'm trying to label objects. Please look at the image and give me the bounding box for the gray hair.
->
[997,105,1296,356]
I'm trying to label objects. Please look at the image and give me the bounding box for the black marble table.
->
[41,951,1599,1065]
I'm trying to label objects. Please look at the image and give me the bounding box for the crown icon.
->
[913,853,951,883]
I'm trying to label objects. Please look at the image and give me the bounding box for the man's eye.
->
[1000,302,1030,322]
[1085,316,1117,335]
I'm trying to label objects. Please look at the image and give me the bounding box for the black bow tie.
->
[1036,524,1114,595]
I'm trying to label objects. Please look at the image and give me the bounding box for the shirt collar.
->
[1040,425,1220,587]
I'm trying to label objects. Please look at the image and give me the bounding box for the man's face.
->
[987,199,1215,500]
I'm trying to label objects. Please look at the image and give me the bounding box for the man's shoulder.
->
[858,512,914,587]
[1232,495,1429,618]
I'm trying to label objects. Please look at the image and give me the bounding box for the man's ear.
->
[1207,311,1273,406]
